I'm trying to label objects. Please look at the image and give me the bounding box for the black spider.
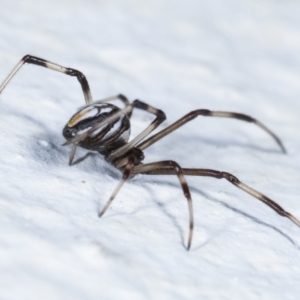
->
[0,55,299,250]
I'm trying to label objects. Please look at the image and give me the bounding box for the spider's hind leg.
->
[137,109,286,153]
[136,166,300,241]
[132,160,194,250]
[98,157,135,217]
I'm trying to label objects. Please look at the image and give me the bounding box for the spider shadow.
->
[71,152,98,166]
[135,179,187,247]
[4,110,69,166]
[27,129,103,173]
[138,177,300,251]
[96,176,187,246]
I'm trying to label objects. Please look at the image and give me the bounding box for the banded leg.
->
[108,100,166,161]
[95,94,132,118]
[0,55,93,105]
[132,161,194,250]
[98,157,135,217]
[135,167,300,230]
[137,109,286,153]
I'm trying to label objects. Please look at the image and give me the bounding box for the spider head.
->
[62,103,130,153]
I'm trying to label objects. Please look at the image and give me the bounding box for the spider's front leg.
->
[0,55,93,105]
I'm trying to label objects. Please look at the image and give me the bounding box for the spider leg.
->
[98,157,134,217]
[68,144,77,166]
[0,55,93,105]
[136,167,300,229]
[132,161,194,250]
[137,109,286,153]
[94,94,133,118]
[108,100,166,161]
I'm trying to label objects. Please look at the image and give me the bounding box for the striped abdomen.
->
[62,103,130,154]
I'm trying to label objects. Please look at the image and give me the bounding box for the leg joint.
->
[221,172,239,184]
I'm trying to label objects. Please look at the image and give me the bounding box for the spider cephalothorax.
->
[0,54,299,251]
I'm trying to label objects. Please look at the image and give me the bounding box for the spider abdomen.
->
[62,103,130,152]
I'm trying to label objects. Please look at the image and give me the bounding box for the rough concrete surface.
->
[0,1,300,299]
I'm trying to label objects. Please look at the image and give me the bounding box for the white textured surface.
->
[1,1,300,299]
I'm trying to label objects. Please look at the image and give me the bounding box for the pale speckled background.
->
[1,1,300,299]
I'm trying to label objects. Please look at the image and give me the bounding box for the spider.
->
[1,55,299,250]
